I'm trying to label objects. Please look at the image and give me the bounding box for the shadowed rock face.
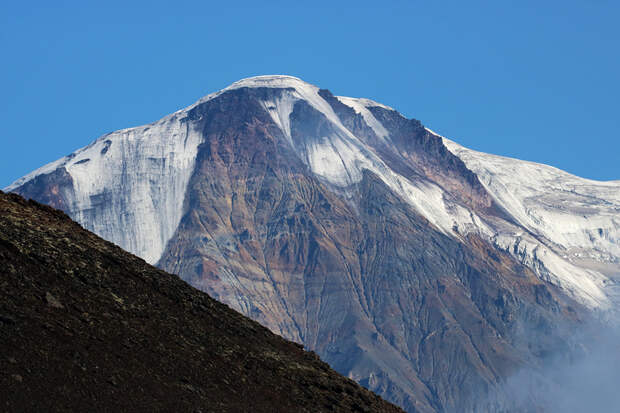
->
[8,77,604,412]
[0,191,403,413]
[11,167,75,212]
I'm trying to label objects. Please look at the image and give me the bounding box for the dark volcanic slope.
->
[0,191,403,413]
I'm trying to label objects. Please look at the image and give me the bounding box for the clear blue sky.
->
[2,1,619,188]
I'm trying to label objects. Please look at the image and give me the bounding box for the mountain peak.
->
[226,74,312,90]
[189,74,323,115]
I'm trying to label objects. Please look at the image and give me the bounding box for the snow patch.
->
[336,96,390,140]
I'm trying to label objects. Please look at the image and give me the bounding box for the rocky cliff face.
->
[0,191,403,412]
[7,75,620,412]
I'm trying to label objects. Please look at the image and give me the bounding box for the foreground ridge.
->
[0,191,403,412]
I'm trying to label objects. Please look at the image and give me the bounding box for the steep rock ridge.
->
[6,75,618,411]
[331,92,492,213]
[0,191,403,412]
[200,77,496,241]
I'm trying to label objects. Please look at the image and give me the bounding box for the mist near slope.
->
[485,316,620,413]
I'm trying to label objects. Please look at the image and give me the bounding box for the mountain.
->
[7,75,620,412]
[0,191,403,412]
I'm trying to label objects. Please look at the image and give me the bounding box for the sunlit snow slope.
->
[442,137,620,310]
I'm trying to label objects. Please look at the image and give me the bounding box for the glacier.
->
[441,136,620,310]
[6,112,203,264]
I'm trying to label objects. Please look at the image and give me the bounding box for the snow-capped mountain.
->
[7,75,620,412]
